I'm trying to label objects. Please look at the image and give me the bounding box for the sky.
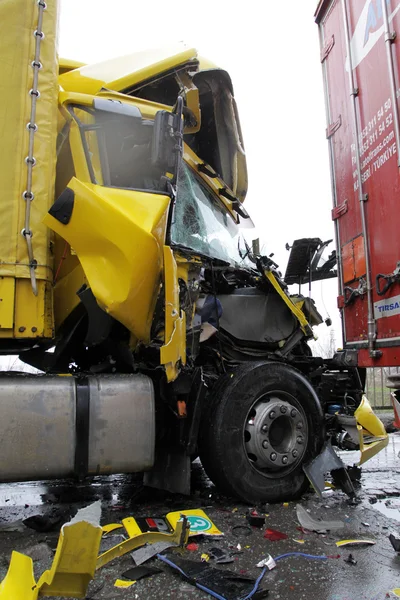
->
[57,0,341,352]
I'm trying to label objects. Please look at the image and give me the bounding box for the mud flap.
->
[303,440,355,498]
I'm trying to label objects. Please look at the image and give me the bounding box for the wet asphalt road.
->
[0,434,399,600]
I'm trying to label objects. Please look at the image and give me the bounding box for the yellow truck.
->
[0,0,387,503]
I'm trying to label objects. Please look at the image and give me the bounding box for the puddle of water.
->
[370,499,400,523]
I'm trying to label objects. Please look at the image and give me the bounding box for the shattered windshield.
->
[171,163,254,267]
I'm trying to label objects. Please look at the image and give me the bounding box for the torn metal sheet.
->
[0,501,102,599]
[166,509,223,537]
[296,504,344,532]
[131,541,178,565]
[96,516,189,569]
[335,539,376,547]
[303,440,355,498]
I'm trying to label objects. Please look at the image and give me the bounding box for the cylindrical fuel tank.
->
[0,374,155,481]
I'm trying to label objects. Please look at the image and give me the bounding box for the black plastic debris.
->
[121,565,162,581]
[246,509,266,528]
[208,547,234,564]
[157,554,268,600]
[344,553,357,565]
[389,533,400,552]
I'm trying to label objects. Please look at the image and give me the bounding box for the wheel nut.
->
[297,422,303,429]
[291,409,297,417]
[282,456,288,464]
[297,436,303,445]
[270,452,277,461]
[262,440,268,449]
[262,424,268,432]
[269,411,276,419]
[280,406,287,413]
[292,450,298,458]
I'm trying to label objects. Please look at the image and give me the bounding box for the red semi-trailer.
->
[315,0,400,367]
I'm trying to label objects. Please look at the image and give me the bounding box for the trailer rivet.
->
[269,411,276,419]
[262,440,268,449]
[297,436,303,445]
[292,450,298,458]
[291,409,297,417]
[282,456,288,464]
[270,452,277,461]
[262,424,268,432]
[19,326,26,332]
[31,327,37,333]
[280,406,287,413]
[297,422,303,429]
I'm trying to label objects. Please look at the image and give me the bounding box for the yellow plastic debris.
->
[201,553,210,562]
[335,539,376,547]
[392,588,400,597]
[102,523,124,534]
[0,502,103,599]
[283,502,289,508]
[293,539,305,544]
[355,396,388,465]
[96,516,189,569]
[166,509,223,536]
[114,579,136,588]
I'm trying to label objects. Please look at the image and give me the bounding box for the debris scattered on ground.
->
[131,541,178,565]
[256,555,276,570]
[0,500,103,599]
[114,579,136,588]
[201,553,210,562]
[389,533,400,552]
[344,553,357,565]
[121,565,162,581]
[166,509,223,537]
[246,509,266,528]
[264,528,288,541]
[335,539,376,547]
[361,522,370,527]
[186,542,199,551]
[208,547,234,564]
[157,554,268,599]
[296,504,345,533]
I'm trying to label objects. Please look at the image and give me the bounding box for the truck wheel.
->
[198,361,324,503]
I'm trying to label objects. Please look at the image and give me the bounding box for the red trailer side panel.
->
[316,0,400,367]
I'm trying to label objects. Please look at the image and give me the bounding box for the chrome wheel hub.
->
[245,397,307,470]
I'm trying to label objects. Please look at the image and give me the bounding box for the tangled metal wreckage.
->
[0,0,391,563]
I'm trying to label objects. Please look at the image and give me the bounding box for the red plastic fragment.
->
[327,554,341,559]
[186,543,199,551]
[263,528,288,541]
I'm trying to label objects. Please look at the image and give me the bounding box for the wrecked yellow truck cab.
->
[0,0,387,505]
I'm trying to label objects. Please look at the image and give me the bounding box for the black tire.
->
[198,361,324,503]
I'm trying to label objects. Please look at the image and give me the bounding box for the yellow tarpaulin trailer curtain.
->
[0,0,59,338]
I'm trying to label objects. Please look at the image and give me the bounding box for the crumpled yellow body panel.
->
[43,178,170,343]
[355,396,388,465]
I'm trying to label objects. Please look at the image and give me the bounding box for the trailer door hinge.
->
[321,35,335,62]
[326,115,342,138]
[332,199,348,220]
